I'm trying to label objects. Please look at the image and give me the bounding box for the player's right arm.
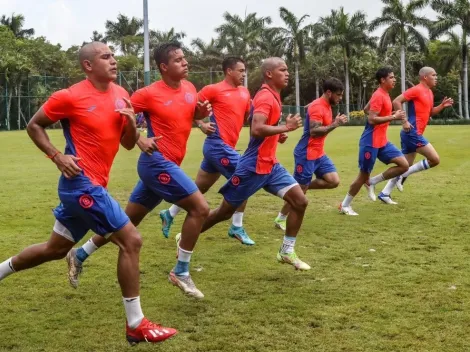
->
[27,93,82,179]
[394,86,419,132]
[368,94,405,125]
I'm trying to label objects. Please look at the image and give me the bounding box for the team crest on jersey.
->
[239,90,249,100]
[364,152,371,160]
[158,173,171,184]
[115,99,126,110]
[296,164,303,173]
[231,176,240,186]
[184,92,195,104]
[220,158,230,167]
[79,195,94,209]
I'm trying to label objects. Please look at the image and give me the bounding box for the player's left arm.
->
[118,97,139,150]
[310,113,348,137]
[194,100,212,120]
[431,97,454,116]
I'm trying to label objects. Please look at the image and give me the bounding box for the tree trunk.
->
[17,83,21,130]
[295,61,300,113]
[462,35,469,119]
[244,68,248,88]
[315,78,319,99]
[458,75,463,118]
[357,83,362,109]
[344,52,350,116]
[400,43,406,93]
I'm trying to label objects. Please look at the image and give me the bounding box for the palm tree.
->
[105,14,143,55]
[314,7,376,116]
[190,38,223,83]
[258,28,286,58]
[277,7,313,112]
[150,28,186,45]
[90,30,106,43]
[216,11,272,87]
[0,13,34,38]
[370,0,430,95]
[430,0,470,119]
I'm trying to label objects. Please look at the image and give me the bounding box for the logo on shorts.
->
[79,195,94,209]
[158,173,171,184]
[296,164,303,173]
[115,99,126,110]
[231,176,240,186]
[364,152,371,160]
[185,92,195,104]
[416,142,424,147]
[220,158,230,167]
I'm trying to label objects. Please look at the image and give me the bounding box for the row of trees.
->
[1,0,469,130]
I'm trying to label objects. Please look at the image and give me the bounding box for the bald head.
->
[79,42,110,70]
[261,57,286,77]
[419,67,435,79]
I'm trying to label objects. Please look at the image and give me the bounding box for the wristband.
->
[46,151,61,160]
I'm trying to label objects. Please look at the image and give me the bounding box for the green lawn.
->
[1,126,469,352]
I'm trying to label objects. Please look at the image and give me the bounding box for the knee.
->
[398,162,409,174]
[329,178,340,189]
[290,195,309,212]
[428,156,440,168]
[121,230,143,254]
[188,200,210,220]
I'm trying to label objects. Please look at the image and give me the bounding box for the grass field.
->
[1,126,470,352]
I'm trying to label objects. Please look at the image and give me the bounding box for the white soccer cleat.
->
[364,183,376,201]
[396,176,404,192]
[378,193,398,205]
[65,248,83,289]
[338,204,359,216]
[168,271,204,299]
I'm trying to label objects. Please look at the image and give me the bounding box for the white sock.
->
[123,296,144,329]
[178,246,192,263]
[342,193,354,207]
[402,160,430,178]
[382,177,398,195]
[277,212,287,221]
[169,204,182,218]
[369,173,385,186]
[0,257,15,281]
[82,239,98,255]
[232,212,244,227]
[280,236,296,254]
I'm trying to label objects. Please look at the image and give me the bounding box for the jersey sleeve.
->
[308,104,324,124]
[42,89,74,122]
[130,87,149,114]
[403,86,421,101]
[253,92,273,119]
[198,84,216,102]
[369,92,383,113]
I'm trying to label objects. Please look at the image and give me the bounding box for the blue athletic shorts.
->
[293,154,337,185]
[200,140,240,179]
[400,131,429,154]
[54,176,129,243]
[220,163,298,208]
[129,152,198,210]
[358,142,403,174]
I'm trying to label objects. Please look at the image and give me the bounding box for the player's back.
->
[43,79,130,188]
[294,98,332,160]
[131,80,197,166]
[240,84,281,174]
[200,81,250,148]
[360,87,392,148]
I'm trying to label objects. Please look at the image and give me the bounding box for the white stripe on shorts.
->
[53,220,75,243]
[277,183,298,199]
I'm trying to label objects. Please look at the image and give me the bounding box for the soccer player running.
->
[198,57,311,270]
[0,42,177,344]
[340,67,409,215]
[274,78,347,230]
[160,56,255,245]
[380,67,453,198]
[67,42,211,299]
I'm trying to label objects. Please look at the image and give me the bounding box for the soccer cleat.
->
[274,216,287,231]
[277,251,311,271]
[126,317,177,345]
[168,271,204,299]
[159,210,174,239]
[396,176,404,192]
[364,183,376,201]
[65,248,83,289]
[378,192,398,205]
[338,204,359,216]
[228,225,255,245]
